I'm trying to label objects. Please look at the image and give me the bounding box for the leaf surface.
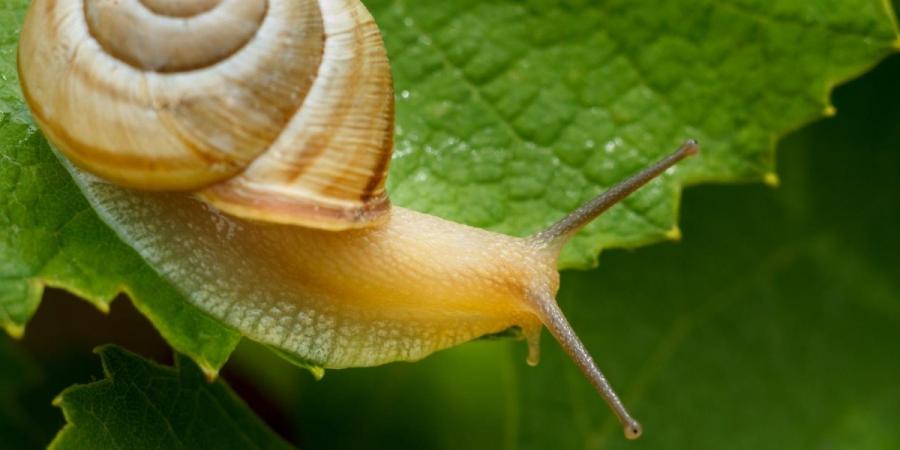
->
[0,0,897,372]
[510,57,900,447]
[50,346,295,450]
[368,0,899,266]
[251,52,900,450]
[1,1,241,371]
[0,116,240,371]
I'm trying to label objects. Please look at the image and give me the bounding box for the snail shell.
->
[18,0,395,230]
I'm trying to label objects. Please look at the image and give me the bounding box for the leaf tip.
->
[823,105,837,117]
[665,226,682,241]
[3,323,25,339]
[95,302,111,315]
[92,344,113,357]
[763,173,781,187]
[199,363,220,382]
[310,367,326,381]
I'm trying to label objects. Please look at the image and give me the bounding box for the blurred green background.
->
[3,43,900,450]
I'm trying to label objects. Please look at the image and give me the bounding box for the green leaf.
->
[1,0,898,373]
[2,1,240,372]
[50,346,295,450]
[0,114,240,371]
[368,0,900,267]
[242,53,900,450]
[0,1,27,121]
[511,53,900,448]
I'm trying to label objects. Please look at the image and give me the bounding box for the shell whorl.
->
[18,0,395,229]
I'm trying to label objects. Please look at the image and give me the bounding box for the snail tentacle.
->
[533,140,700,251]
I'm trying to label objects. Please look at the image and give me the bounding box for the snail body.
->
[74,186,555,369]
[19,0,700,440]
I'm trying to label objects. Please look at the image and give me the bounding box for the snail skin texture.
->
[18,0,700,440]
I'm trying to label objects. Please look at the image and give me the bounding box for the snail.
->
[17,0,699,440]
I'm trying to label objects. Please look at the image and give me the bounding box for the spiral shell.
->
[18,0,395,230]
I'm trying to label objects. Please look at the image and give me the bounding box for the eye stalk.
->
[531,140,700,440]
[535,139,700,252]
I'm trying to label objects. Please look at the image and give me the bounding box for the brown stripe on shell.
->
[316,10,393,203]
[24,42,239,172]
[19,60,236,177]
[199,180,391,230]
[281,8,367,185]
[359,94,394,202]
